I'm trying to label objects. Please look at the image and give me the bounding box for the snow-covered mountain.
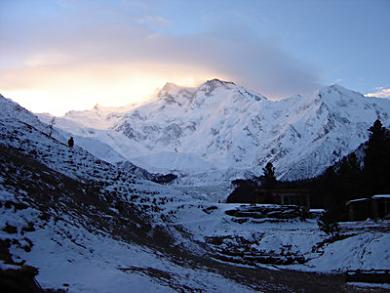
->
[42,79,390,182]
[64,102,140,129]
[0,96,266,292]
[2,91,390,292]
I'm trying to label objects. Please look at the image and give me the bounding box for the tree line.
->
[316,119,390,220]
[227,119,390,221]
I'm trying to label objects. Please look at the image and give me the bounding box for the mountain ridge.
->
[7,79,390,185]
[1,87,390,293]
[111,80,390,179]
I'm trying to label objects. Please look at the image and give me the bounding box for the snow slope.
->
[0,96,264,292]
[38,113,126,163]
[63,102,139,129]
[0,194,255,293]
[0,146,258,292]
[1,95,389,292]
[158,202,390,273]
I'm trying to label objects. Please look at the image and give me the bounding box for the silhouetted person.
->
[67,137,74,148]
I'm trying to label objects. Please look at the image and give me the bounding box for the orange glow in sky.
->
[2,0,389,116]
[1,62,226,115]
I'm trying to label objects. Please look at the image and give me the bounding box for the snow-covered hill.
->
[1,93,390,292]
[0,94,266,292]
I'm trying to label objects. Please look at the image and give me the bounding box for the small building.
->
[345,194,390,221]
[345,198,371,221]
[372,194,390,219]
[255,188,311,209]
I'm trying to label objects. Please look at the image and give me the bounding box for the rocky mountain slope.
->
[0,95,271,292]
[39,80,390,183]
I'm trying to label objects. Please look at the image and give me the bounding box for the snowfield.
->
[0,198,254,293]
[1,90,390,292]
[158,202,390,273]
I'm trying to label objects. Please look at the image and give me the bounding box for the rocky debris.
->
[225,204,311,220]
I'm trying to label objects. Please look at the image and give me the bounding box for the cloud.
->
[366,87,390,98]
[0,0,324,113]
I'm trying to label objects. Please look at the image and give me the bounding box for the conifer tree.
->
[363,119,389,194]
[263,162,276,188]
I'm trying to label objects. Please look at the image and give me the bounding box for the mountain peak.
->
[202,78,235,89]
[328,83,347,90]
[161,82,180,91]
[197,79,237,97]
[319,84,358,97]
[158,82,183,97]
[158,79,236,98]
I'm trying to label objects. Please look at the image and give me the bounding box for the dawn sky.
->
[1,0,389,115]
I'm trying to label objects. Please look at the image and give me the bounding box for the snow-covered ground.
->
[0,196,254,293]
[156,201,390,273]
[1,93,390,292]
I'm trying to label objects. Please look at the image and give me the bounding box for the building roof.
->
[372,194,390,200]
[345,198,370,206]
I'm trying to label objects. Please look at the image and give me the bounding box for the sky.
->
[1,0,390,115]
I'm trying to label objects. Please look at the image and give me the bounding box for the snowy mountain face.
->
[0,96,263,292]
[114,79,267,171]
[1,93,390,292]
[38,112,127,163]
[64,102,139,129]
[49,80,390,183]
